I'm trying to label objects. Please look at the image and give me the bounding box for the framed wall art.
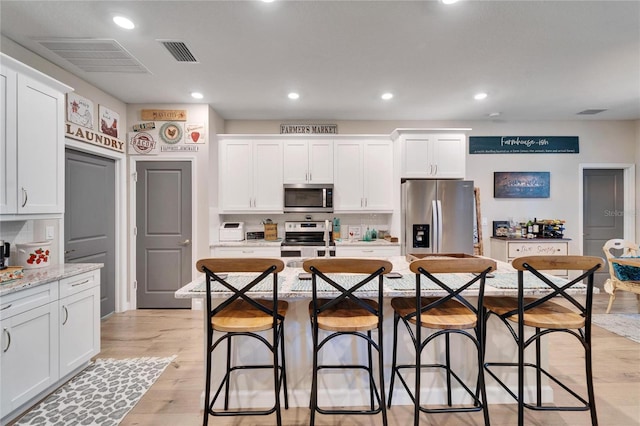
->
[67,93,94,129]
[494,172,550,198]
[99,105,120,139]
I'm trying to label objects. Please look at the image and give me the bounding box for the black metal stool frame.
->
[388,264,493,426]
[200,260,288,426]
[483,257,601,426]
[307,261,389,426]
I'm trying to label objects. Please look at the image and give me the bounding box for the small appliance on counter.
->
[16,241,52,269]
[0,240,10,270]
[219,222,245,242]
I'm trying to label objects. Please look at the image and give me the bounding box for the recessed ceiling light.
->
[113,16,135,30]
[288,92,300,100]
[381,93,394,100]
[262,0,275,2]
[191,92,204,100]
[474,92,488,100]
[441,0,459,4]
[488,112,501,117]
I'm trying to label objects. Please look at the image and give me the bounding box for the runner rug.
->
[592,313,640,343]
[14,356,176,426]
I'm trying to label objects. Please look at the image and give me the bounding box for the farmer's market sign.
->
[280,124,338,134]
[65,122,125,153]
[469,136,579,154]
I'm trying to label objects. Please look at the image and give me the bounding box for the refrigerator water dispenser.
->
[413,224,430,248]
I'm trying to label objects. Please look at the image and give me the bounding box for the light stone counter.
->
[0,263,104,297]
[210,239,283,248]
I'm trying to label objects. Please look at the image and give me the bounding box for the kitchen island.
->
[175,256,590,410]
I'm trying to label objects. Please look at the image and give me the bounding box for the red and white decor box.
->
[15,241,52,269]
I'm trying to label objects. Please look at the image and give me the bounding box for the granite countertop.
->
[176,255,593,300]
[212,239,400,248]
[0,263,104,297]
[490,236,572,241]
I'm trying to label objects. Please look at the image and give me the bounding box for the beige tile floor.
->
[94,291,640,426]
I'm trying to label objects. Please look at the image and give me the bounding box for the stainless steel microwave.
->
[283,184,333,213]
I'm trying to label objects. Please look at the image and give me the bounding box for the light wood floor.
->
[99,292,640,426]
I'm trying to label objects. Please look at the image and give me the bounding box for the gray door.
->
[136,161,191,308]
[64,149,116,317]
[583,169,624,286]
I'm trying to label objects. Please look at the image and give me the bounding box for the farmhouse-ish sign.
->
[140,109,187,121]
[65,122,125,153]
[469,136,579,154]
[280,124,338,134]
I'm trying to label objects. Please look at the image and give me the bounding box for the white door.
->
[334,141,363,211]
[402,135,431,177]
[16,74,64,214]
[219,140,253,211]
[308,140,333,183]
[432,134,465,178]
[253,140,283,211]
[362,140,393,211]
[283,140,308,183]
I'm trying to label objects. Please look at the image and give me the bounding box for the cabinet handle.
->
[0,303,12,311]
[305,172,308,181]
[309,172,312,181]
[429,165,433,175]
[362,250,374,253]
[365,198,368,207]
[62,306,69,325]
[71,279,91,287]
[21,187,28,208]
[242,250,254,254]
[434,164,438,175]
[3,328,10,352]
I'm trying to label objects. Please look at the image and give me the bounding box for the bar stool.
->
[483,255,603,426]
[303,258,392,426]
[387,257,496,426]
[196,258,289,426]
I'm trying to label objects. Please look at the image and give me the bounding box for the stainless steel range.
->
[280,221,335,258]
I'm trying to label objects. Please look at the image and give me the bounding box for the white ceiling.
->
[1,0,639,121]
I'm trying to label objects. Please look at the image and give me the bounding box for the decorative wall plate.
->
[159,122,183,144]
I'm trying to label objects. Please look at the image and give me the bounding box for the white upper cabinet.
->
[333,138,393,213]
[1,54,71,217]
[395,130,467,179]
[283,139,333,184]
[219,138,283,213]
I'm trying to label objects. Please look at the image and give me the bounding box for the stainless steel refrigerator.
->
[402,179,475,255]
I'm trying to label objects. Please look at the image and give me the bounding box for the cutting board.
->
[0,266,24,284]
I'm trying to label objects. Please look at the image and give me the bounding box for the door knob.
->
[179,239,191,246]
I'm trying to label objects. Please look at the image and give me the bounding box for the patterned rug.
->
[15,356,175,426]
[592,313,640,343]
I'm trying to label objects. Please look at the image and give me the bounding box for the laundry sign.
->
[469,136,579,154]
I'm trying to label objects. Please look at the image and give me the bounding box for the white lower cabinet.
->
[490,237,570,277]
[59,270,100,378]
[212,246,281,258]
[0,268,100,423]
[336,245,401,258]
[1,293,59,415]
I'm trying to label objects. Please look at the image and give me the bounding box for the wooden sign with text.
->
[66,122,125,153]
[140,109,187,121]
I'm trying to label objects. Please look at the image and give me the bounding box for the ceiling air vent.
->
[36,38,150,73]
[577,109,607,115]
[159,40,198,63]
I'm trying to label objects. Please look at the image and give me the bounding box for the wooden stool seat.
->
[309,299,379,332]
[212,299,289,332]
[391,297,477,330]
[484,296,585,329]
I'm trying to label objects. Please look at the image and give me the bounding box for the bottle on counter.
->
[532,218,540,237]
[527,220,533,234]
